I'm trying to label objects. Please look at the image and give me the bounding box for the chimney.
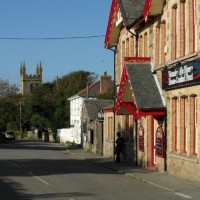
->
[100,71,112,93]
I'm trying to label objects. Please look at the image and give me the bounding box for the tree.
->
[0,79,19,131]
[22,70,98,132]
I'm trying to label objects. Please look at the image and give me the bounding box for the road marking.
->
[28,172,50,186]
[6,161,22,169]
[174,192,191,199]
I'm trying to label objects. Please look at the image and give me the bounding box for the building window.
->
[144,32,148,57]
[108,117,113,139]
[191,95,198,155]
[126,38,129,57]
[160,21,166,64]
[172,4,177,60]
[180,96,187,153]
[82,119,87,134]
[122,41,125,61]
[172,97,178,151]
[189,0,196,53]
[139,35,143,57]
[180,0,186,56]
[130,36,134,57]
[155,26,160,66]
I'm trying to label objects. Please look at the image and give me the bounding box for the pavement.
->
[66,147,200,199]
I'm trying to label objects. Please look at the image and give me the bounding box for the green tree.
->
[22,70,98,132]
[0,79,19,131]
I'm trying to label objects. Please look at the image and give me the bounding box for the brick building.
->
[105,0,200,182]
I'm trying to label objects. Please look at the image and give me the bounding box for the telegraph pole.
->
[20,99,22,139]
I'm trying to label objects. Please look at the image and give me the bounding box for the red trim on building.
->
[115,66,128,114]
[115,63,165,119]
[104,0,118,47]
[143,0,152,22]
[103,108,114,113]
[124,57,151,62]
[121,102,141,119]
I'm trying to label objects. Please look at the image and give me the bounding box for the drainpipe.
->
[164,111,167,171]
[135,119,138,166]
[107,47,117,158]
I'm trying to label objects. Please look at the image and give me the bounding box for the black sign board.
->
[138,125,144,152]
[162,59,200,90]
[156,126,164,157]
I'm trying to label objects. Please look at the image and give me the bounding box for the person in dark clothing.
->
[115,132,125,163]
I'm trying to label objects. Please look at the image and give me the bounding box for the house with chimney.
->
[67,73,113,145]
[82,99,113,154]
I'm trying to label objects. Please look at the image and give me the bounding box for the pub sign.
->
[162,59,200,90]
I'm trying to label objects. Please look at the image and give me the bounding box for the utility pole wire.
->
[0,35,105,40]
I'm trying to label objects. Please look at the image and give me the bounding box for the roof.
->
[105,0,165,48]
[126,63,165,109]
[68,81,100,100]
[84,100,113,120]
[115,59,166,118]
[118,0,145,28]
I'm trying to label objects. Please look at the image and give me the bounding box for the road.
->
[0,140,184,200]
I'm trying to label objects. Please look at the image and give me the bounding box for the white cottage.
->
[68,73,113,144]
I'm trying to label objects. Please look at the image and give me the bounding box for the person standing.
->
[115,132,125,163]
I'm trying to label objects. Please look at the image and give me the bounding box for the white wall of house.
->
[68,95,85,144]
[57,128,74,144]
[68,95,97,144]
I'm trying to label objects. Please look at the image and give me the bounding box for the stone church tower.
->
[20,62,43,95]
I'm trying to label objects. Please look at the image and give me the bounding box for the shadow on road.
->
[0,140,118,200]
[0,139,66,151]
[0,178,30,200]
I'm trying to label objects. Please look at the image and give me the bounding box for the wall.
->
[57,128,74,144]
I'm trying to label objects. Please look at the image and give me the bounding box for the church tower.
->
[20,62,43,95]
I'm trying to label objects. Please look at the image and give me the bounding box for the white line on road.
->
[28,172,50,186]
[174,192,192,199]
[6,161,22,169]
[132,176,192,199]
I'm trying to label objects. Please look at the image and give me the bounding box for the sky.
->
[0,0,113,85]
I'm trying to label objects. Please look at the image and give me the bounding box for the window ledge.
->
[168,152,199,164]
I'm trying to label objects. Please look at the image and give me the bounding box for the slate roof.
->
[68,81,100,100]
[118,0,145,28]
[84,100,113,120]
[126,63,165,110]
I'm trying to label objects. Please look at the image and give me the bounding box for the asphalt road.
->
[0,140,184,200]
